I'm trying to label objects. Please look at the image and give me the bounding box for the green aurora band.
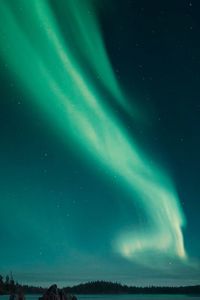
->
[0,0,187,263]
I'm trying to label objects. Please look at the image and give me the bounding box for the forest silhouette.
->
[0,275,200,295]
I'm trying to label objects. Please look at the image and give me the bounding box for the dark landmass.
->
[0,274,200,295]
[64,280,200,295]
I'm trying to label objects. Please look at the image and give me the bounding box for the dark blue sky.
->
[0,0,200,287]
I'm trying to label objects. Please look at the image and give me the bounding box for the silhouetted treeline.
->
[0,275,200,295]
[0,274,45,295]
[64,280,200,295]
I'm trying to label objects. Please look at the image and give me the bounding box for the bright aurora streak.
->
[0,0,187,263]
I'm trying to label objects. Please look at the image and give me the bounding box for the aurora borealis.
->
[0,0,200,287]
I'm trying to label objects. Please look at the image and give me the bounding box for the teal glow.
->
[0,0,186,264]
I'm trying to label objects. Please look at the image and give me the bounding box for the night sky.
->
[0,0,200,287]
